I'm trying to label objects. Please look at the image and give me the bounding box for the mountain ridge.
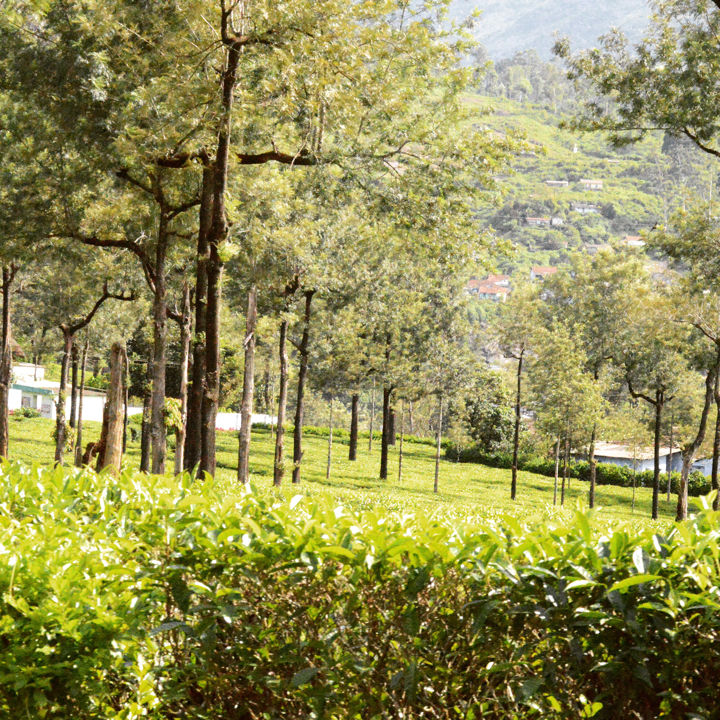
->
[450,0,652,59]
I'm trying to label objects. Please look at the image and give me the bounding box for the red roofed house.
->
[467,275,511,302]
[530,266,558,281]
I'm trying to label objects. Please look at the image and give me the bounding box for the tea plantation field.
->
[6,415,684,524]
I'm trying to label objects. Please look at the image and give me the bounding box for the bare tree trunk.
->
[140,356,152,473]
[69,345,79,429]
[712,390,720,511]
[237,285,257,483]
[0,266,14,459]
[408,400,414,435]
[54,330,73,464]
[326,396,333,480]
[588,425,597,509]
[676,361,717,521]
[368,380,375,453]
[666,411,675,502]
[561,435,569,506]
[349,393,359,461]
[388,403,396,446]
[200,33,243,478]
[185,165,213,470]
[75,339,88,466]
[292,290,314,485]
[150,219,169,474]
[553,438,560,505]
[174,283,192,475]
[262,364,271,413]
[273,319,289,486]
[434,396,443,494]
[200,243,223,477]
[398,399,405,482]
[652,395,664,520]
[380,385,392,480]
[511,350,523,501]
[100,343,126,475]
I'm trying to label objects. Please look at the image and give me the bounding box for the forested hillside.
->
[464,68,716,275]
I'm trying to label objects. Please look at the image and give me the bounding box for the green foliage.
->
[2,461,720,718]
[12,406,40,419]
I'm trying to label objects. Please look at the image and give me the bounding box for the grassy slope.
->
[7,415,683,525]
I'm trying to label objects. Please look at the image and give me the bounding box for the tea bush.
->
[1,461,719,719]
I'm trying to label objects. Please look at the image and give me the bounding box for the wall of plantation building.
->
[8,385,143,423]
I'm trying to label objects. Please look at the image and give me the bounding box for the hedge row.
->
[447,444,713,496]
[2,461,720,718]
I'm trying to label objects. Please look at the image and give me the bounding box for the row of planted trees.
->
[0,1,515,485]
[497,227,720,522]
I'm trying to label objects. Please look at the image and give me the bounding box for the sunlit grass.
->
[8,416,684,526]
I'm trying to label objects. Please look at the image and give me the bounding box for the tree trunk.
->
[262,364,271,413]
[100,343,126,475]
[185,164,213,471]
[200,242,223,477]
[434,396,443,494]
[398,400,405,482]
[74,339,88,466]
[349,393,359,461]
[292,290,314,484]
[200,37,242,478]
[676,361,718,521]
[388,403,396,446]
[652,394,663,520]
[553,438,560,505]
[237,285,257,483]
[326,396,333,480]
[150,217,169,474]
[511,350,523,501]
[140,356,152,473]
[368,381,375,452]
[408,400,414,435]
[69,345,79,429]
[0,266,13,459]
[676,454,693,522]
[123,351,129,453]
[666,411,675,502]
[174,283,192,475]
[380,385,392,480]
[273,319,289,486]
[54,330,73,464]
[632,448,637,513]
[712,391,720,511]
[588,424,597,509]
[561,435,569,506]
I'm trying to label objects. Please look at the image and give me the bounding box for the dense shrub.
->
[2,462,720,718]
[447,443,714,497]
[12,406,41,419]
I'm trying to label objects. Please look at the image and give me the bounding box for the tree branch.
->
[62,281,135,336]
[76,233,157,294]
[236,149,317,166]
[682,127,720,160]
[116,168,156,196]
[626,376,656,406]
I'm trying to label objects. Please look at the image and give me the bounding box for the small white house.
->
[580,179,604,191]
[9,378,108,422]
[578,442,712,477]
